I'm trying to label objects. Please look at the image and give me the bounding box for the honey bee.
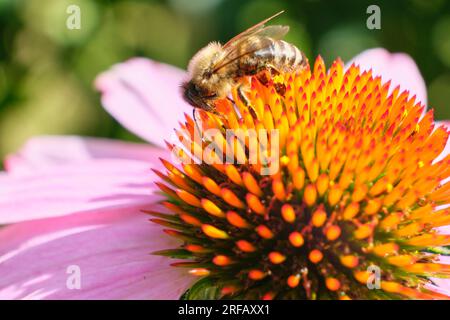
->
[182,11,308,115]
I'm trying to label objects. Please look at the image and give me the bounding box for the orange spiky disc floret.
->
[151,56,450,300]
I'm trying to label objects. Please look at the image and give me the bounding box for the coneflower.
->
[150,56,450,300]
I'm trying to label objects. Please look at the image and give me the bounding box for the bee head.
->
[182,81,217,111]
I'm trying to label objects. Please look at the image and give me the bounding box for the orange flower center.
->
[151,56,450,300]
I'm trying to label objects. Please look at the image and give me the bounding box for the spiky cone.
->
[150,56,450,300]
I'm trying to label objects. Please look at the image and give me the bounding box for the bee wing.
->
[212,12,289,72]
[251,25,290,40]
[212,25,289,73]
[223,10,286,48]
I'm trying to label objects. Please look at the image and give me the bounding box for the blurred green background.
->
[0,0,449,161]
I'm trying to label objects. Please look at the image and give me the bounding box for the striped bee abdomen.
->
[253,38,306,73]
[232,37,307,80]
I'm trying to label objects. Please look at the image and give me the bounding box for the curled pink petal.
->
[0,207,193,299]
[95,58,191,147]
[0,158,162,224]
[4,135,166,174]
[347,48,427,110]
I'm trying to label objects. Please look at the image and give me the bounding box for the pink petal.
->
[95,58,191,147]
[0,206,193,299]
[1,136,172,224]
[429,255,450,298]
[4,135,166,174]
[347,48,428,109]
[0,158,162,224]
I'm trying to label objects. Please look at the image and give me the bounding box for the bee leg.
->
[268,66,280,76]
[274,82,286,97]
[237,84,258,120]
[257,66,280,85]
[255,68,286,98]
[267,66,287,97]
[237,85,250,106]
[227,97,235,104]
[256,70,270,86]
[192,108,203,136]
